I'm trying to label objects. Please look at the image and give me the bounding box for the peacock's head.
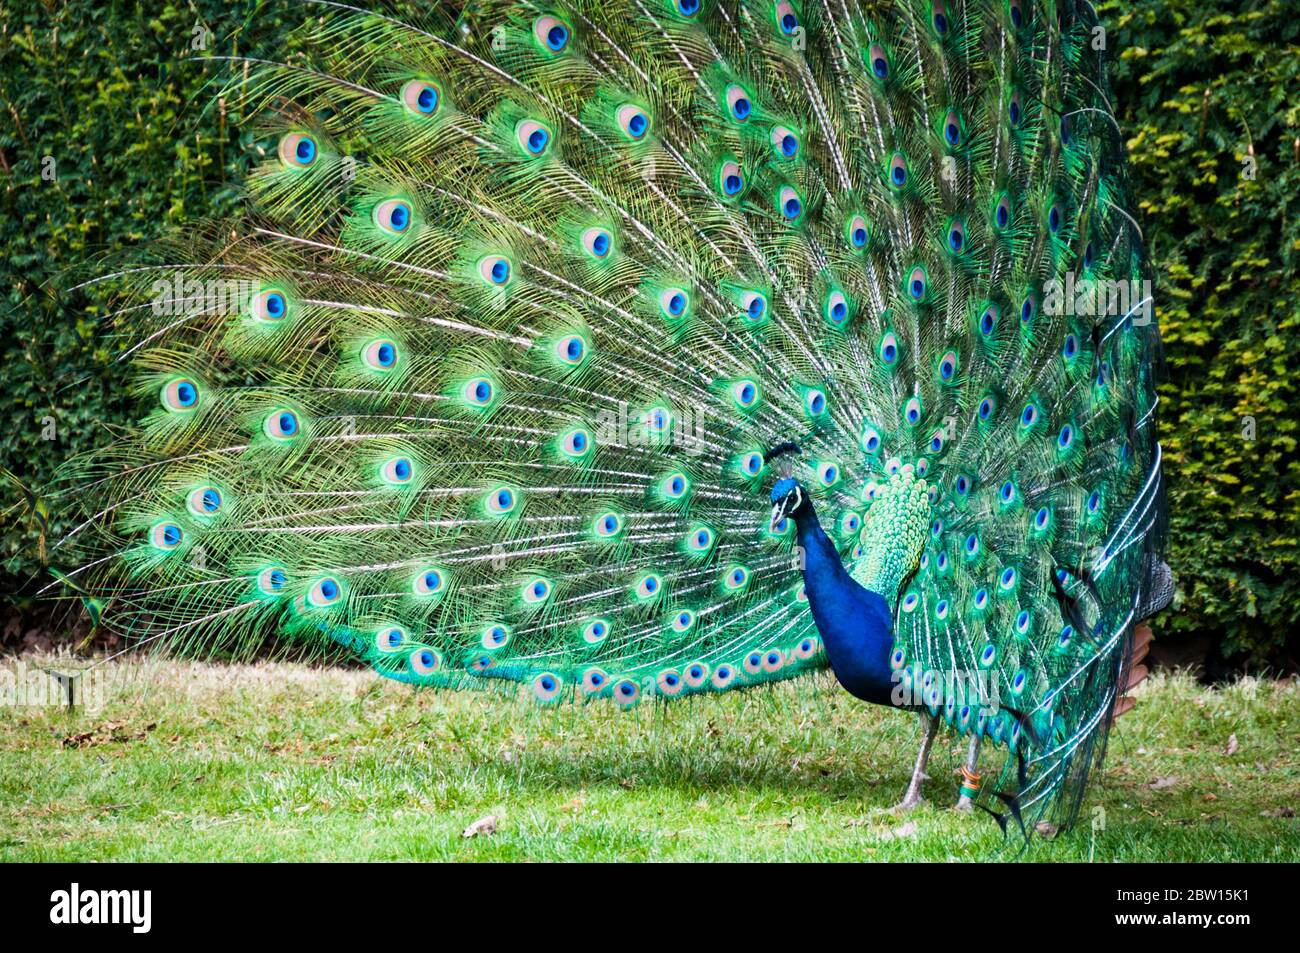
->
[769,477,809,532]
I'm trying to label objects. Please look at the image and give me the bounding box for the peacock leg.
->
[954,735,981,811]
[896,712,940,811]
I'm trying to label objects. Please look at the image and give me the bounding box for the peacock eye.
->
[825,290,850,326]
[978,304,998,336]
[582,619,610,645]
[593,511,623,538]
[263,408,300,441]
[777,185,803,221]
[803,388,827,416]
[381,456,414,485]
[581,227,612,259]
[376,626,407,652]
[482,624,511,650]
[942,109,962,148]
[861,426,882,454]
[251,288,288,322]
[161,378,200,412]
[724,85,752,122]
[770,125,799,159]
[462,377,496,408]
[486,486,518,515]
[149,521,183,551]
[723,565,749,591]
[531,672,563,703]
[688,527,714,552]
[1047,201,1064,234]
[888,152,909,189]
[739,451,764,476]
[662,472,689,498]
[616,104,650,140]
[946,219,965,254]
[1020,290,1038,324]
[533,15,572,53]
[257,567,288,595]
[740,291,767,321]
[522,576,552,605]
[993,193,1013,231]
[554,333,588,366]
[634,573,662,599]
[659,288,690,319]
[1009,0,1025,29]
[308,576,343,608]
[363,339,399,371]
[868,43,890,81]
[560,427,592,458]
[817,461,840,486]
[718,160,745,197]
[903,396,923,426]
[187,486,223,517]
[774,1,799,35]
[409,648,441,676]
[515,119,553,157]
[846,214,869,249]
[674,0,700,18]
[671,610,696,634]
[477,255,512,286]
[937,349,958,382]
[374,198,412,234]
[1008,90,1023,128]
[413,567,446,596]
[879,332,899,364]
[731,378,760,410]
[401,80,441,115]
[931,0,949,36]
[906,265,928,302]
[278,132,318,169]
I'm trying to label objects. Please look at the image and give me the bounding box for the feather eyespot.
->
[532,672,563,703]
[481,624,511,651]
[477,255,512,286]
[671,610,697,634]
[710,665,735,690]
[149,521,183,551]
[581,227,613,259]
[187,486,223,518]
[486,486,518,515]
[308,576,343,608]
[376,626,407,653]
[770,125,799,159]
[560,427,593,459]
[846,214,869,250]
[381,456,414,485]
[902,396,923,426]
[825,290,850,326]
[941,109,963,148]
[257,567,288,595]
[592,511,623,540]
[263,408,300,441]
[674,0,700,18]
[878,332,899,365]
[413,568,446,596]
[277,132,318,169]
[1008,90,1023,128]
[661,471,690,499]
[522,576,553,605]
[946,218,965,254]
[514,119,552,157]
[804,388,827,417]
[409,648,441,676]
[363,339,399,371]
[1009,0,1026,29]
[161,378,200,413]
[659,288,690,320]
[533,16,571,53]
[906,265,928,302]
[251,288,288,322]
[723,565,749,591]
[738,451,764,477]
[718,160,745,197]
[868,43,890,81]
[861,426,882,454]
[616,104,650,140]
[774,1,799,35]
[461,377,495,408]
[634,573,663,600]
[555,333,588,366]
[724,85,752,122]
[930,0,950,36]
[977,303,999,336]
[1020,290,1038,324]
[777,185,803,221]
[582,619,610,646]
[887,152,909,189]
[993,192,1013,231]
[374,198,412,234]
[937,349,959,382]
[400,80,441,116]
[731,378,761,411]
[740,291,767,322]
[816,460,840,486]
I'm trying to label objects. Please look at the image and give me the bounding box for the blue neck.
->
[793,502,898,706]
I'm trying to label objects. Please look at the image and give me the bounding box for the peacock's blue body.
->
[50,0,1172,830]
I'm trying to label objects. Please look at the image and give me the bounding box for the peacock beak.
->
[769,498,790,533]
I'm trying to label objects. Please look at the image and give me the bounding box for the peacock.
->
[49,0,1172,832]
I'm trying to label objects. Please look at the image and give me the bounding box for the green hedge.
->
[2,1,1297,663]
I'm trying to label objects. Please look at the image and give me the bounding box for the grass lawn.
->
[1,659,1296,861]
